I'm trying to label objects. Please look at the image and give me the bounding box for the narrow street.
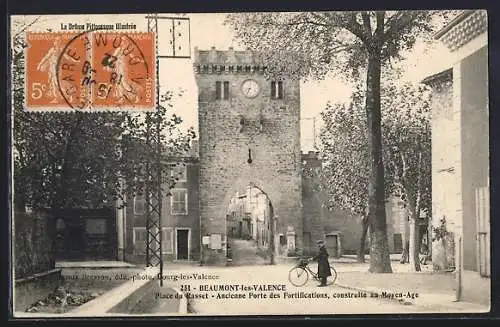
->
[162,263,430,315]
[229,239,268,266]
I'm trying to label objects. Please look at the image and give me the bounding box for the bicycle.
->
[288,257,337,287]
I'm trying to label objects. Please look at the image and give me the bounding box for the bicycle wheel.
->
[328,266,338,285]
[288,266,309,287]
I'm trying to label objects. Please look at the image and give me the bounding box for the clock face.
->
[241,79,260,98]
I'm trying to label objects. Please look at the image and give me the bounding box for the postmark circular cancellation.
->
[25,30,156,111]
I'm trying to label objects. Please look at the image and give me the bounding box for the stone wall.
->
[424,69,459,270]
[300,153,406,256]
[301,152,327,255]
[195,48,303,264]
[14,211,54,279]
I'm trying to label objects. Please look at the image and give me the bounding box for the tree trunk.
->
[426,222,432,263]
[357,215,369,263]
[408,201,421,272]
[400,211,410,263]
[365,50,392,273]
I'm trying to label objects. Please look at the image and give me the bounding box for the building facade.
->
[423,10,489,304]
[194,47,303,265]
[124,143,201,263]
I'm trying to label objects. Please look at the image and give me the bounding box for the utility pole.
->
[145,14,191,285]
[144,14,163,285]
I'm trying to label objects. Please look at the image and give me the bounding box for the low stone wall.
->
[14,269,62,312]
[14,267,189,317]
[109,276,159,314]
[14,211,54,281]
[69,267,159,316]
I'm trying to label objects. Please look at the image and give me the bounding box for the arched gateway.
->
[194,47,303,265]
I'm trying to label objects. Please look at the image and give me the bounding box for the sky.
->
[11,13,456,152]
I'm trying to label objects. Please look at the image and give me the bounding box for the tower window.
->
[271,81,283,100]
[216,81,230,100]
[224,81,229,99]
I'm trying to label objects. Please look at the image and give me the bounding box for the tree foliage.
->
[11,24,196,213]
[383,82,432,216]
[119,95,196,201]
[226,10,456,272]
[320,89,370,218]
[320,80,432,269]
[225,11,456,82]
[383,81,432,272]
[320,85,400,212]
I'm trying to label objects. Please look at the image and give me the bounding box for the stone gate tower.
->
[194,47,303,265]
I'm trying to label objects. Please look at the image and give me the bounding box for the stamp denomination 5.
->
[25,31,156,111]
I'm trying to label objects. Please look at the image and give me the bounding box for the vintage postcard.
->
[9,10,490,317]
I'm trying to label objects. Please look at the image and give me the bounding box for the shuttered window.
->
[171,188,188,215]
[216,81,230,100]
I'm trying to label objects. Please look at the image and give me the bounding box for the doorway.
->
[325,232,341,258]
[176,228,190,260]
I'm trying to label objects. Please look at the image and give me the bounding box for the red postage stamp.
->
[25,31,156,111]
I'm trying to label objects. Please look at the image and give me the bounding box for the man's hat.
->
[316,240,324,245]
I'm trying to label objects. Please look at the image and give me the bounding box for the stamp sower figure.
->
[312,240,331,287]
[37,37,63,103]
